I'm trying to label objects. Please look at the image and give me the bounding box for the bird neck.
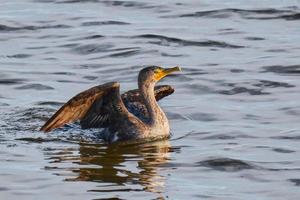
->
[139,81,162,126]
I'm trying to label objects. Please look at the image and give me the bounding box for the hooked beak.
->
[155,66,181,81]
[163,66,181,75]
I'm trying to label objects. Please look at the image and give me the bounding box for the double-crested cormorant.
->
[40,66,181,143]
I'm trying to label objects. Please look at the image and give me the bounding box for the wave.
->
[133,34,244,48]
[177,8,300,21]
[197,157,256,172]
[0,24,71,32]
[37,0,155,10]
[263,65,300,74]
[15,84,54,91]
[0,78,27,85]
[81,20,130,26]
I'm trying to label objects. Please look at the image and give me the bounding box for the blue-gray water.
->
[1,0,300,199]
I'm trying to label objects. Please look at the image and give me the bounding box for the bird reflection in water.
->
[45,139,172,196]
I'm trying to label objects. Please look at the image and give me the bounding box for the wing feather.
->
[40,83,174,132]
[40,82,119,132]
[80,85,174,129]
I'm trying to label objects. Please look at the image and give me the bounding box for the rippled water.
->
[1,0,300,199]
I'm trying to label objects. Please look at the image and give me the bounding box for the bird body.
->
[40,66,180,143]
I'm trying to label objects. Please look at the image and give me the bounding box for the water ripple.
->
[0,24,71,32]
[132,34,244,48]
[263,65,300,75]
[15,84,54,91]
[71,43,114,55]
[1,1,300,199]
[0,78,27,85]
[177,8,300,21]
[7,54,32,59]
[219,87,268,95]
[81,21,130,26]
[197,157,256,172]
[253,80,294,88]
[289,179,300,186]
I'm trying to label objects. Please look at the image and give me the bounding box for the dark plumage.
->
[40,66,180,143]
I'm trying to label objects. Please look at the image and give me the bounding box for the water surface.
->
[1,0,300,199]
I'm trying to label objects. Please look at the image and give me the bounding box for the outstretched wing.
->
[40,82,120,132]
[80,84,174,129]
[40,84,174,132]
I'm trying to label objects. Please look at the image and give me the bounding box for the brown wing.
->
[80,85,175,129]
[40,84,174,132]
[40,82,119,132]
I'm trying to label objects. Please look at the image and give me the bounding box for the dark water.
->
[1,0,300,199]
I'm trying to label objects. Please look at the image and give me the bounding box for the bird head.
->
[138,66,181,85]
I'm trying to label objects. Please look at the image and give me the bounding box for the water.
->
[1,0,300,199]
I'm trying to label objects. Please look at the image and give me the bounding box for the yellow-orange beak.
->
[155,66,181,81]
